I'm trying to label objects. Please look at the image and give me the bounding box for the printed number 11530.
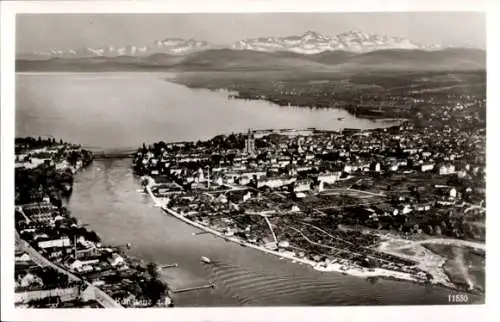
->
[449,294,469,303]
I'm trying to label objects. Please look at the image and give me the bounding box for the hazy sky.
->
[16,13,486,52]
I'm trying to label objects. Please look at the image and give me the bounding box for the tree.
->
[144,278,168,307]
[143,262,170,307]
[129,280,143,297]
[147,262,159,280]
[85,230,101,243]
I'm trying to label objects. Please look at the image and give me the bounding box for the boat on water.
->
[337,117,345,121]
[200,256,212,264]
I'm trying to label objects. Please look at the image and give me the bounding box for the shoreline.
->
[14,144,174,308]
[142,176,465,292]
[17,71,408,125]
[14,146,123,308]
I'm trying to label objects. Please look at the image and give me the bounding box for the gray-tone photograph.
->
[13,12,485,308]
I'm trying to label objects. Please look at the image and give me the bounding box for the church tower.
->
[244,129,256,157]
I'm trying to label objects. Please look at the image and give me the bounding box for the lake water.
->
[16,72,396,150]
[15,72,483,306]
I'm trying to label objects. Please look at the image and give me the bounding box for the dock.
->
[160,263,179,269]
[193,231,210,236]
[172,283,216,294]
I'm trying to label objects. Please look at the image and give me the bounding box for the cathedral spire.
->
[244,129,256,156]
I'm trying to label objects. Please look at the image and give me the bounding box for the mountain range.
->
[21,38,212,60]
[19,30,466,59]
[230,30,446,54]
[16,31,485,72]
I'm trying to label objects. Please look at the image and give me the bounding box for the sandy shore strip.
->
[377,239,453,288]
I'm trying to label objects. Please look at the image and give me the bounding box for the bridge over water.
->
[87,148,136,159]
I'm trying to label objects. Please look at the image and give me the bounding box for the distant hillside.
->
[346,48,486,69]
[16,48,486,72]
[175,49,329,71]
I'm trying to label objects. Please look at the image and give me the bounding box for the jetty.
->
[160,263,179,269]
[172,283,216,294]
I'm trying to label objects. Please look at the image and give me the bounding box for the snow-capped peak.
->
[231,30,439,54]
[26,37,212,58]
[301,30,325,41]
[21,31,447,59]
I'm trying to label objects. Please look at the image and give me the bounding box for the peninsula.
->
[133,118,485,294]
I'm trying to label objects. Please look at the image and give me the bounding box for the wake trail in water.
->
[202,260,350,306]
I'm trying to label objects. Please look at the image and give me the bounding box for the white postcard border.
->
[1,1,497,322]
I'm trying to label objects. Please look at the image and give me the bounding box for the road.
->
[415,238,485,251]
[464,205,486,214]
[347,188,386,197]
[244,211,278,244]
[15,206,32,223]
[15,233,122,308]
